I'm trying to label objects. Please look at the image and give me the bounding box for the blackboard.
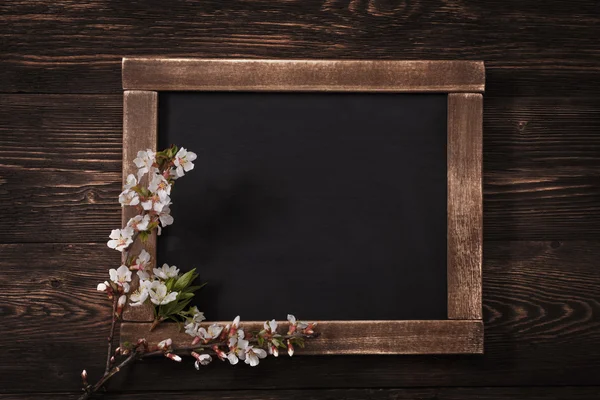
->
[157,91,448,321]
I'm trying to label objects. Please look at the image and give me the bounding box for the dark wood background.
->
[1,1,599,399]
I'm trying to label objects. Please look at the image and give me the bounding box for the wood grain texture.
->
[448,93,483,319]
[3,387,600,400]
[1,1,599,96]
[1,95,599,243]
[121,320,483,355]
[1,241,599,392]
[121,91,157,322]
[123,58,484,92]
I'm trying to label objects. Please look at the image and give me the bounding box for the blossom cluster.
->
[88,143,317,394]
[98,146,199,319]
[156,314,317,369]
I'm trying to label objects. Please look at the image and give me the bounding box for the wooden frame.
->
[120,58,484,355]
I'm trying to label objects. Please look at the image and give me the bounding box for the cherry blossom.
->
[153,263,180,280]
[148,282,178,305]
[133,149,156,180]
[192,352,212,369]
[158,205,174,227]
[149,173,171,201]
[109,265,132,293]
[195,324,224,343]
[244,345,267,367]
[127,214,150,232]
[129,279,154,307]
[141,193,170,214]
[107,227,134,252]
[226,334,248,365]
[173,148,197,177]
[130,249,151,271]
[118,189,139,207]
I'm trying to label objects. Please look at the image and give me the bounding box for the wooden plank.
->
[1,241,600,392]
[1,95,599,243]
[1,1,599,95]
[447,94,483,319]
[121,320,483,355]
[122,58,485,92]
[121,91,157,322]
[3,387,600,400]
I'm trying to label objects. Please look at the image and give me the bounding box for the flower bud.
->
[81,369,88,386]
[116,295,127,318]
[165,352,182,362]
[191,336,201,346]
[287,340,294,357]
[212,345,227,361]
[303,323,317,336]
[269,344,279,357]
[157,338,172,351]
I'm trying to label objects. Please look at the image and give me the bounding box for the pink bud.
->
[303,323,316,335]
[287,340,294,357]
[212,345,226,361]
[110,356,115,364]
[116,295,127,317]
[157,338,172,351]
[81,369,88,385]
[191,336,201,346]
[165,353,182,362]
[270,344,279,357]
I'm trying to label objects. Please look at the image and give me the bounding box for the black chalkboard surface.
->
[157,92,447,321]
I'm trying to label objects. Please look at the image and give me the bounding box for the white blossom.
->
[118,174,139,206]
[173,148,197,177]
[264,319,278,333]
[133,149,156,180]
[130,249,151,271]
[137,269,150,281]
[129,279,154,306]
[107,227,134,252]
[109,265,132,293]
[194,353,212,369]
[185,322,199,336]
[148,282,178,305]
[118,189,139,207]
[149,173,171,201]
[226,335,248,365]
[198,324,223,342]
[158,205,174,227]
[153,263,180,280]
[127,214,151,232]
[97,281,111,292]
[187,306,206,324]
[141,193,170,214]
[244,345,267,367]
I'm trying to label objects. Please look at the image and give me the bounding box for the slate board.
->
[157,92,448,321]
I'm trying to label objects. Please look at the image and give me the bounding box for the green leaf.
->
[178,292,195,300]
[165,277,176,291]
[138,230,149,242]
[182,282,207,293]
[174,269,197,291]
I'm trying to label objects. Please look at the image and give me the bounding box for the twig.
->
[104,296,118,375]
[78,351,138,400]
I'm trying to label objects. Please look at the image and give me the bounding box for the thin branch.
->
[104,296,119,375]
[78,351,138,400]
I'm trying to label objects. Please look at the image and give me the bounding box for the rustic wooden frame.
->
[120,58,484,355]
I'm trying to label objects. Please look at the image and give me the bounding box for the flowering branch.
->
[78,145,318,399]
